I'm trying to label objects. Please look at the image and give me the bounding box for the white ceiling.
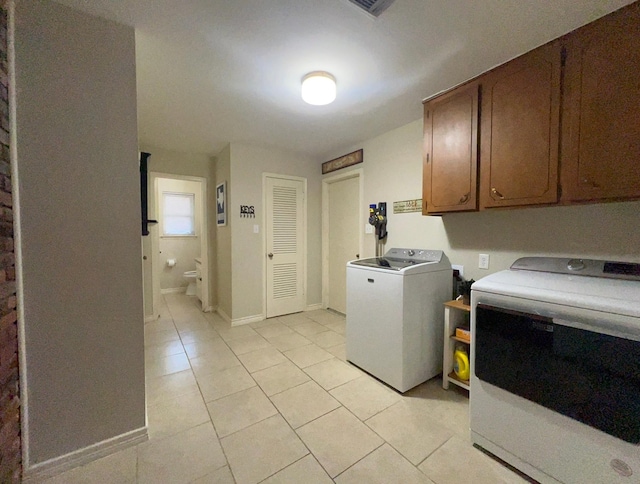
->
[55,0,633,161]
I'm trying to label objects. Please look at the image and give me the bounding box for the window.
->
[162,192,195,236]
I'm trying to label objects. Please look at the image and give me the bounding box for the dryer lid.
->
[472,258,640,319]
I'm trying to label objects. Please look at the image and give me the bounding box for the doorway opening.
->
[147,172,210,316]
[322,169,363,313]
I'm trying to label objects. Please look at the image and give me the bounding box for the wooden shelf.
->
[447,371,470,390]
[444,299,470,312]
[450,335,470,344]
[443,300,471,395]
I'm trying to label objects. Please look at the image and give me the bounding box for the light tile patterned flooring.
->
[42,293,528,484]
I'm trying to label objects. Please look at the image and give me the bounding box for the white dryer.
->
[346,248,452,392]
[471,257,640,484]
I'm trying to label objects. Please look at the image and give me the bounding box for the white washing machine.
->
[346,248,452,392]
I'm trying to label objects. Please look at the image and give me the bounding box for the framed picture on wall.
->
[216,181,227,226]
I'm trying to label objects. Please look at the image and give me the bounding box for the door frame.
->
[262,173,308,318]
[321,168,363,309]
[149,172,211,312]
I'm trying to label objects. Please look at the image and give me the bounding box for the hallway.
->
[41,294,525,483]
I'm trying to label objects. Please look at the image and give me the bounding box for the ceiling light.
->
[301,71,336,105]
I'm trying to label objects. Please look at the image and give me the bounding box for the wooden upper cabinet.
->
[479,42,562,209]
[561,3,640,202]
[422,82,479,214]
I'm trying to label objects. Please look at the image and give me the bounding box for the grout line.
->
[331,439,386,481]
[291,403,343,432]
[415,434,452,469]
[265,399,328,480]
[279,350,334,372]
[356,399,399,422]
[292,403,384,481]
[261,376,311,398]
[254,454,312,484]
[209,408,280,441]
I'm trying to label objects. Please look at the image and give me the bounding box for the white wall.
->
[226,143,321,322]
[139,145,216,311]
[15,0,145,469]
[157,178,202,290]
[325,118,640,281]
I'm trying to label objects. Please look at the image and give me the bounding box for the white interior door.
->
[265,175,306,318]
[327,176,360,314]
[141,233,156,321]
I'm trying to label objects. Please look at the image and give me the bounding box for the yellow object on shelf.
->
[453,346,470,381]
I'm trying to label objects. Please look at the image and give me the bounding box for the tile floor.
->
[41,293,528,484]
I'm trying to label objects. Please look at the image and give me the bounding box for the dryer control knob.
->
[408,250,415,256]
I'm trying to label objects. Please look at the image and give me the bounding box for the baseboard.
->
[231,313,264,327]
[160,287,186,294]
[22,426,148,482]
[305,303,323,311]
[144,313,158,323]
[217,308,231,323]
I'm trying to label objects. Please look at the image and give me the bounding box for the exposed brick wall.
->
[0,1,20,482]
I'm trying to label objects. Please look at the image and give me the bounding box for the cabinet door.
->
[423,83,479,214]
[479,42,562,209]
[561,3,640,202]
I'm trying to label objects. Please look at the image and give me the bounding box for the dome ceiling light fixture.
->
[301,71,336,106]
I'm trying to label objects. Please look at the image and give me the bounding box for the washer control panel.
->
[385,248,443,263]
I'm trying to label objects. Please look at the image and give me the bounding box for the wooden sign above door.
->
[322,149,363,174]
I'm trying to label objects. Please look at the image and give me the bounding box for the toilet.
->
[183,270,197,296]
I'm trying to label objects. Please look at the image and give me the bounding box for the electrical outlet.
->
[253,225,259,234]
[479,253,490,269]
[365,224,374,234]
[452,264,464,277]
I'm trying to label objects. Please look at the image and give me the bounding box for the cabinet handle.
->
[268,253,274,259]
[491,187,505,200]
[581,178,601,189]
[458,192,470,204]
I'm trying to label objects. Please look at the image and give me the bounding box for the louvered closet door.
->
[265,176,305,318]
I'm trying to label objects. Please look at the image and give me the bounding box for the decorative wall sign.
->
[216,181,227,226]
[322,149,363,174]
[393,199,422,214]
[240,205,255,218]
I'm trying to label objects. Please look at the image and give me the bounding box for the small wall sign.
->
[240,205,255,218]
[393,199,422,214]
